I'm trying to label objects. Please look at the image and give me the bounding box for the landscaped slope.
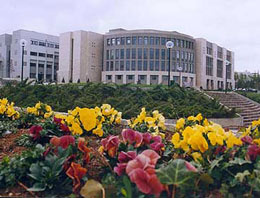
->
[0,81,236,119]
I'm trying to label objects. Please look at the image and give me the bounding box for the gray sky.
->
[1,0,259,72]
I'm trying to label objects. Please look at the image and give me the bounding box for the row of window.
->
[30,51,59,59]
[104,60,195,73]
[30,62,58,70]
[106,36,194,49]
[31,40,59,49]
[207,46,231,60]
[106,48,194,62]
[29,73,57,81]
[206,56,231,79]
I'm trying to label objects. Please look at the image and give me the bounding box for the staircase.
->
[206,91,260,127]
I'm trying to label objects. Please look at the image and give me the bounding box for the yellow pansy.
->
[35,102,41,109]
[196,113,203,122]
[226,132,242,148]
[191,152,203,162]
[79,108,97,131]
[93,124,104,137]
[171,133,180,148]
[176,118,185,130]
[45,105,52,112]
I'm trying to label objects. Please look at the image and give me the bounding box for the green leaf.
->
[28,182,46,191]
[156,159,197,189]
[123,175,132,198]
[235,170,251,183]
[229,158,251,166]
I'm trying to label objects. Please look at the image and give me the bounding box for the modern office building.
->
[195,38,235,90]
[102,29,196,86]
[57,28,235,89]
[10,30,59,82]
[0,34,12,78]
[58,31,103,83]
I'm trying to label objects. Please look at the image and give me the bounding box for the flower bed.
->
[0,98,260,197]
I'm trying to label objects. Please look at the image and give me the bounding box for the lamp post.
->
[177,66,183,86]
[20,39,27,82]
[225,60,231,94]
[166,41,174,87]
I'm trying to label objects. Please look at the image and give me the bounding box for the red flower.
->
[54,117,70,133]
[53,117,62,124]
[150,136,164,152]
[78,138,91,164]
[63,154,76,171]
[50,135,75,149]
[247,144,260,161]
[101,135,120,158]
[114,151,137,176]
[29,125,43,140]
[122,129,143,147]
[50,136,60,147]
[241,136,253,145]
[66,162,87,192]
[143,133,152,144]
[126,150,163,196]
[214,146,226,155]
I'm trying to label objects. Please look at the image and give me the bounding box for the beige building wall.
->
[195,38,235,90]
[58,30,103,83]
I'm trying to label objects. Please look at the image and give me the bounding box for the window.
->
[206,56,213,76]
[111,38,115,45]
[47,54,53,58]
[55,44,59,49]
[107,39,110,46]
[115,61,119,71]
[172,50,175,59]
[217,60,223,78]
[116,75,122,80]
[126,60,130,71]
[30,51,37,56]
[150,37,154,45]
[121,37,125,45]
[161,37,166,45]
[110,61,114,71]
[126,37,131,45]
[150,61,154,71]
[161,49,166,60]
[138,48,142,59]
[110,49,114,59]
[115,49,119,59]
[161,61,165,71]
[31,40,38,45]
[181,51,184,60]
[120,49,124,59]
[137,60,142,71]
[126,49,130,59]
[127,75,134,80]
[172,62,176,71]
[107,75,112,80]
[155,61,159,71]
[138,36,143,45]
[132,36,137,45]
[39,41,46,46]
[132,48,136,59]
[150,48,154,59]
[217,47,223,59]
[176,39,180,47]
[144,36,148,45]
[106,50,109,60]
[116,38,120,45]
[143,48,148,59]
[47,43,54,48]
[106,61,109,71]
[131,60,136,71]
[207,47,212,55]
[143,60,148,71]
[39,53,46,57]
[120,61,124,71]
[226,64,231,79]
[155,37,160,45]
[155,49,159,59]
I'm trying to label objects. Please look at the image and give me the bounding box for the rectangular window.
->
[106,61,109,71]
[161,37,166,45]
[161,61,165,71]
[111,38,115,45]
[120,61,124,71]
[155,37,160,45]
[143,60,148,71]
[206,56,213,76]
[150,37,154,45]
[161,49,165,60]
[126,48,130,59]
[107,39,111,46]
[131,60,136,71]
[110,61,114,71]
[47,54,53,58]
[126,37,131,45]
[150,61,154,71]
[138,48,142,59]
[138,36,143,45]
[110,49,114,59]
[176,39,180,47]
[115,49,119,59]
[106,50,109,60]
[132,36,137,45]
[120,49,124,59]
[30,51,37,56]
[138,60,142,71]
[39,41,46,46]
[38,53,46,57]
[126,60,130,71]
[172,50,175,59]
[155,61,159,71]
[226,64,231,79]
[217,60,223,78]
[181,51,184,60]
[121,37,125,45]
[143,48,148,59]
[131,48,136,59]
[150,48,154,59]
[144,36,148,45]
[115,61,119,71]
[116,38,120,45]
[155,49,159,59]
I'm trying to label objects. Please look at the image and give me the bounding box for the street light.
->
[225,60,231,93]
[20,39,27,82]
[177,66,183,86]
[166,41,174,86]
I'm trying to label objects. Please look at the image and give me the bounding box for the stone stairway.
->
[206,91,260,127]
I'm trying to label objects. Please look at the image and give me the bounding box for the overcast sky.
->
[0,0,259,72]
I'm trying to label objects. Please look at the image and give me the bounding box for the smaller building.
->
[0,34,12,78]
[10,30,59,82]
[58,31,104,83]
[195,38,235,90]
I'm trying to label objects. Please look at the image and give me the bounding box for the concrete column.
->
[147,75,150,85]
[123,74,126,84]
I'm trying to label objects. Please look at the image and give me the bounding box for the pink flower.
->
[143,133,152,144]
[54,117,70,133]
[241,136,253,145]
[29,125,43,140]
[185,161,197,172]
[150,136,164,152]
[126,150,163,195]
[53,117,62,124]
[114,151,137,176]
[122,129,143,147]
[101,135,120,157]
[59,135,75,149]
[247,144,260,161]
[214,146,226,155]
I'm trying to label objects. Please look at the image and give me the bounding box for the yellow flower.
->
[226,132,242,148]
[115,112,122,124]
[253,138,260,146]
[79,108,97,131]
[152,132,165,139]
[182,126,194,141]
[188,131,208,153]
[101,104,113,116]
[71,121,83,135]
[196,113,203,122]
[45,105,52,112]
[0,105,6,114]
[191,152,203,162]
[208,132,217,146]
[27,107,38,115]
[187,116,196,122]
[44,112,53,118]
[93,124,104,137]
[0,98,8,106]
[176,118,185,130]
[252,119,260,127]
[54,113,67,120]
[98,146,104,154]
[171,133,180,148]
[35,102,41,109]
[203,119,210,126]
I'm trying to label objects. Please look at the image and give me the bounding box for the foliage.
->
[238,91,260,104]
[235,72,260,90]
[0,81,236,119]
